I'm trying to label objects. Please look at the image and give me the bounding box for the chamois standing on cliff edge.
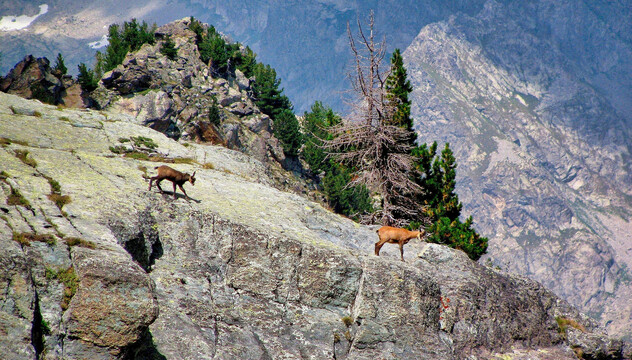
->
[375,226,425,262]
[149,165,196,200]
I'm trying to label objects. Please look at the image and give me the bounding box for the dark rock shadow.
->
[123,329,166,360]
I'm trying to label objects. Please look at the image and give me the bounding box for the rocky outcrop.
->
[1,92,628,359]
[0,54,86,107]
[404,0,632,340]
[89,18,287,171]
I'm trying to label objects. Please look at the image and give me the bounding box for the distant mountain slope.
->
[1,0,490,111]
[404,0,632,339]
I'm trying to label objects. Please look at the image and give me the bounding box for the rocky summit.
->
[0,90,629,358]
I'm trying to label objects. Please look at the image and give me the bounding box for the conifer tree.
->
[413,142,488,260]
[273,109,302,156]
[160,35,178,60]
[77,63,98,91]
[385,49,414,142]
[301,101,372,218]
[252,63,292,120]
[53,53,67,75]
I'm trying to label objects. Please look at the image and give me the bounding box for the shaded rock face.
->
[0,55,64,104]
[0,93,626,359]
[0,55,86,107]
[404,0,632,339]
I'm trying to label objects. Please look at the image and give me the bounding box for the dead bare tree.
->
[326,11,423,226]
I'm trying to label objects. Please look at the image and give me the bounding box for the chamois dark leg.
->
[178,184,189,199]
[156,179,165,193]
[399,241,405,262]
[148,177,155,191]
[172,182,178,199]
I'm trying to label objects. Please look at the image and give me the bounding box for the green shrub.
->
[273,109,303,157]
[209,99,221,126]
[125,151,150,160]
[425,216,488,261]
[45,176,62,194]
[131,136,158,149]
[77,63,99,91]
[109,145,127,154]
[160,35,178,60]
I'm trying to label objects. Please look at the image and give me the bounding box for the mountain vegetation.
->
[313,13,487,260]
[53,53,67,75]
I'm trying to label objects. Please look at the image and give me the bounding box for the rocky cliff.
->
[404,0,632,340]
[0,92,628,358]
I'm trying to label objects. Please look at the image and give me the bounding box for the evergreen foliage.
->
[252,63,293,120]
[322,164,373,217]
[208,98,221,126]
[236,46,257,77]
[412,142,488,260]
[302,101,340,174]
[98,19,156,74]
[189,19,257,77]
[273,109,302,156]
[160,35,178,60]
[301,102,373,218]
[385,49,415,145]
[77,63,98,91]
[53,53,67,75]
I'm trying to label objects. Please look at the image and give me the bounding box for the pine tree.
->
[98,20,156,74]
[236,46,257,77]
[160,35,178,60]
[53,53,67,75]
[252,63,292,120]
[301,101,372,219]
[302,101,340,174]
[273,109,302,156]
[103,24,127,72]
[385,49,414,142]
[208,98,221,126]
[413,142,488,260]
[77,63,98,91]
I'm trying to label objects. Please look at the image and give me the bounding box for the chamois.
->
[375,226,425,262]
[148,165,196,199]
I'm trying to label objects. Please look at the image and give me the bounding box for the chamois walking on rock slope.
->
[149,165,196,199]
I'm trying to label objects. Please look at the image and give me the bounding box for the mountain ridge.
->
[0,89,628,359]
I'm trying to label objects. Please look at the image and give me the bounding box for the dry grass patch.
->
[64,237,96,249]
[14,149,37,167]
[13,232,56,246]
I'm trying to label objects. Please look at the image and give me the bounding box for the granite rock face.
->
[404,0,632,340]
[0,93,627,359]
